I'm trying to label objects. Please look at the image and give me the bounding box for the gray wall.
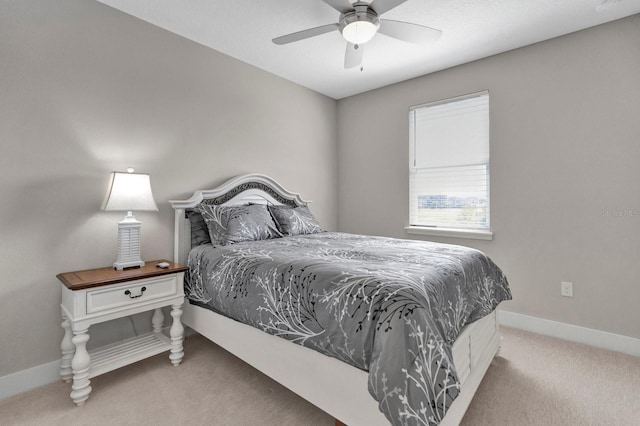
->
[0,0,337,376]
[337,15,640,339]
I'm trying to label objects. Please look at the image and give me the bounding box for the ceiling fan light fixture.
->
[342,20,378,44]
[339,7,380,45]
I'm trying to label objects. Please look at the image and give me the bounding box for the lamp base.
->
[113,260,145,271]
[114,212,145,271]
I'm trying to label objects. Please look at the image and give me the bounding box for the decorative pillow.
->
[196,204,230,246]
[225,204,282,244]
[186,209,211,246]
[197,204,282,245]
[268,205,324,236]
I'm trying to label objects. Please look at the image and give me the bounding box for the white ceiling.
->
[96,0,640,99]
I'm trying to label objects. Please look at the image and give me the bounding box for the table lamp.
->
[102,168,158,270]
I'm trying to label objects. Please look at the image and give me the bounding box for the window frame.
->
[406,91,493,240]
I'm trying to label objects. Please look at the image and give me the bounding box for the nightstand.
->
[57,260,188,406]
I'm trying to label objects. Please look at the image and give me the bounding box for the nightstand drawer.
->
[86,275,178,314]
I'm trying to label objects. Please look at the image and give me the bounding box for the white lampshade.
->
[102,170,157,270]
[102,171,158,212]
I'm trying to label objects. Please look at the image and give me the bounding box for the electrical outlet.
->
[561,281,573,298]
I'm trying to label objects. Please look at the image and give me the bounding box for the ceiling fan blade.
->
[344,42,364,69]
[272,23,339,45]
[321,0,354,13]
[369,0,408,15]
[378,19,442,44]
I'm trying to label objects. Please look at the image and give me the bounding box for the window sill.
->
[405,226,494,241]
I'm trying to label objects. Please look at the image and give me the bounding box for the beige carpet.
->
[460,327,640,426]
[2,327,639,425]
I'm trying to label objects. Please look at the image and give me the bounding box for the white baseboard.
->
[0,359,61,401]
[498,310,640,357]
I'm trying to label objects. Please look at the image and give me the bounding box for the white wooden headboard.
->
[168,174,310,265]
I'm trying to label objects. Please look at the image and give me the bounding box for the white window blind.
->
[409,91,490,230]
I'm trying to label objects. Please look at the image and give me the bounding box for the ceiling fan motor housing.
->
[339,3,380,45]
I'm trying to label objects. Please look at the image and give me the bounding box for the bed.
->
[169,174,511,426]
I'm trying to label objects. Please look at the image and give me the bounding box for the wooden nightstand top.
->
[57,260,188,290]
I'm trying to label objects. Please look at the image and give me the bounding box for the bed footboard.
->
[183,301,499,426]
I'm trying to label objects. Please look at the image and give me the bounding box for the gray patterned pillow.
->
[197,204,282,245]
[268,205,324,236]
[224,204,282,244]
[196,204,229,245]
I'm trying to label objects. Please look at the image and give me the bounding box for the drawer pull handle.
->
[124,287,146,299]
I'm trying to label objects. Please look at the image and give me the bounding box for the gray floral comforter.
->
[186,232,511,425]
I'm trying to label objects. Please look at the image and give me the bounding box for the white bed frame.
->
[169,174,501,426]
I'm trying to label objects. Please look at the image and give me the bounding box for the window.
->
[409,91,490,233]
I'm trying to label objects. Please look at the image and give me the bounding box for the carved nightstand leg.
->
[169,304,184,366]
[152,308,165,333]
[60,315,74,383]
[70,329,92,406]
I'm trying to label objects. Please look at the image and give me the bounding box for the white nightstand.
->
[57,260,188,406]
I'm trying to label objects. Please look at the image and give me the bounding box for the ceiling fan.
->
[272,0,441,70]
